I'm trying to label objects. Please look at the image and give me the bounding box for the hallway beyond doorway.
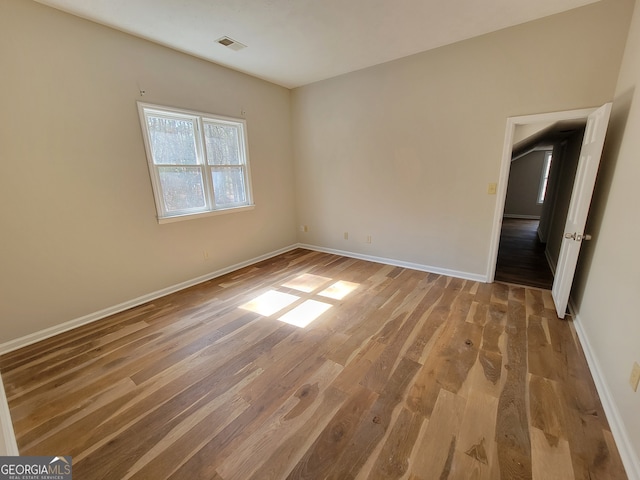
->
[495,218,554,289]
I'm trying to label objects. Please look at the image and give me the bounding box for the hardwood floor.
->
[495,218,555,290]
[0,249,626,479]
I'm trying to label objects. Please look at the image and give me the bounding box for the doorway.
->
[494,124,588,289]
[495,143,554,289]
[487,108,595,288]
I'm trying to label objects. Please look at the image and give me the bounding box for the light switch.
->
[631,362,640,392]
[488,183,497,195]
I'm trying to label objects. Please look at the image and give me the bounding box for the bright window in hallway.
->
[537,151,553,204]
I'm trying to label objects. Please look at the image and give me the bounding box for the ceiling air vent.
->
[216,36,247,51]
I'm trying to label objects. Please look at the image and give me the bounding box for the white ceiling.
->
[35,0,600,89]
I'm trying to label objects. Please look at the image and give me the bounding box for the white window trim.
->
[137,102,254,223]
[156,204,255,224]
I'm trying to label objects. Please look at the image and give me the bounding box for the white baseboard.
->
[0,373,18,456]
[0,244,300,456]
[0,244,299,356]
[0,241,483,457]
[569,304,640,480]
[0,241,485,356]
[503,214,541,220]
[3,242,633,474]
[0,243,485,356]
[298,244,487,283]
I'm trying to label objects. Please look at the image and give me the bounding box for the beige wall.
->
[0,0,296,344]
[1,0,639,471]
[512,122,554,146]
[573,0,640,472]
[292,0,633,276]
[504,150,547,218]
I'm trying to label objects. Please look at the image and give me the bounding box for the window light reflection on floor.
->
[281,273,332,293]
[278,300,332,328]
[239,290,299,316]
[238,276,360,329]
[318,280,359,300]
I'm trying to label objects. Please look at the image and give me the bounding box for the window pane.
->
[204,123,241,165]
[212,167,247,207]
[147,115,197,165]
[158,167,206,212]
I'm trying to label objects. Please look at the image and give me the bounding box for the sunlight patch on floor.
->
[278,300,332,328]
[318,280,359,300]
[239,275,360,328]
[239,290,299,316]
[282,273,332,293]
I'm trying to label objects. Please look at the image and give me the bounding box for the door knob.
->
[566,232,592,241]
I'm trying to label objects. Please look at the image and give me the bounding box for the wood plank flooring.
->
[495,218,554,290]
[0,249,627,479]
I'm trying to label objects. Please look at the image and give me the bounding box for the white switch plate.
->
[630,362,640,392]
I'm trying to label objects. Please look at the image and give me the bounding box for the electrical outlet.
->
[344,232,349,240]
[488,183,497,195]
[300,225,309,233]
[366,235,372,244]
[630,362,640,392]
[203,250,209,260]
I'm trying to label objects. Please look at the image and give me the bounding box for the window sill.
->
[157,204,255,224]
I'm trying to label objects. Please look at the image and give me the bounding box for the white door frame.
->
[486,106,598,283]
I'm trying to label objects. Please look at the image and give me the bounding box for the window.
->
[138,103,253,223]
[537,150,553,204]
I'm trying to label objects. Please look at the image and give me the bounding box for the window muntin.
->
[138,103,253,222]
